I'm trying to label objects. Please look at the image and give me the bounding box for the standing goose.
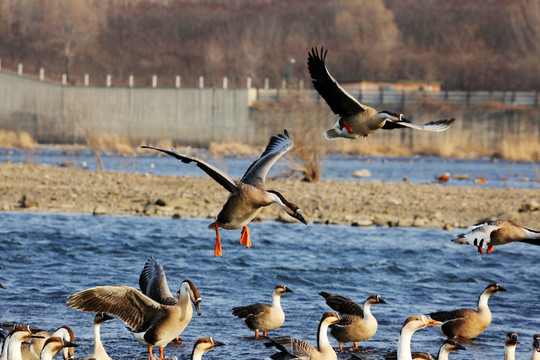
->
[319,292,386,349]
[0,326,44,360]
[39,337,77,360]
[397,315,443,360]
[428,283,507,340]
[531,334,540,360]
[307,47,454,140]
[232,285,293,339]
[451,220,540,254]
[141,129,307,257]
[0,324,74,360]
[264,312,340,360]
[504,332,519,360]
[72,313,114,360]
[191,338,225,360]
[66,279,201,359]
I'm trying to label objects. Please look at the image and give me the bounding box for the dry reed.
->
[0,130,38,149]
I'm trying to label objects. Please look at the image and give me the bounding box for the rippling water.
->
[0,212,538,360]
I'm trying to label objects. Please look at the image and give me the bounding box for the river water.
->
[0,212,538,360]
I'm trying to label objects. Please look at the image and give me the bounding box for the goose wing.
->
[231,303,269,319]
[307,47,365,116]
[66,285,165,332]
[319,292,364,317]
[428,308,474,323]
[141,146,237,193]
[382,118,455,131]
[139,257,176,306]
[240,130,293,186]
[265,336,316,359]
[451,221,501,248]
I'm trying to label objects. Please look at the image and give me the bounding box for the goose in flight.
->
[307,47,455,140]
[141,129,307,256]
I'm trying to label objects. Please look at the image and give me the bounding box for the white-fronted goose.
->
[397,315,442,360]
[72,313,114,360]
[504,332,519,360]
[0,326,44,360]
[264,312,340,360]
[411,339,465,360]
[141,129,307,256]
[191,338,225,360]
[66,279,201,359]
[429,283,506,339]
[531,334,540,360]
[232,285,293,338]
[452,220,540,254]
[319,292,386,349]
[39,337,77,360]
[307,47,454,140]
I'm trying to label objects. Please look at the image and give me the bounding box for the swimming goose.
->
[66,279,201,359]
[191,338,225,360]
[411,339,465,360]
[531,334,540,360]
[39,337,77,360]
[319,292,386,349]
[232,285,293,338]
[504,332,519,360]
[307,47,455,140]
[0,326,44,360]
[451,220,540,254]
[264,312,340,360]
[428,283,507,339]
[141,129,307,257]
[72,313,114,360]
[398,315,442,360]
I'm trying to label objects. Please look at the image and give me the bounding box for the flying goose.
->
[504,332,519,360]
[307,47,455,140]
[66,279,201,359]
[411,339,466,360]
[264,312,340,360]
[319,292,386,349]
[531,334,540,360]
[0,326,44,360]
[71,313,114,360]
[191,338,225,360]
[141,129,307,256]
[451,220,540,254]
[396,315,442,360]
[39,337,77,360]
[428,283,507,339]
[232,285,293,338]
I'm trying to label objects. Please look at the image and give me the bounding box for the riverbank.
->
[1,163,539,229]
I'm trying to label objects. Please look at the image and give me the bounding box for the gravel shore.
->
[1,163,539,230]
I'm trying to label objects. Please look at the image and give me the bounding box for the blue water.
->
[1,146,539,189]
[0,212,538,360]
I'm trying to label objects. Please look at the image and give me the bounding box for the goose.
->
[428,283,506,339]
[0,324,74,360]
[307,47,455,140]
[0,326,44,360]
[531,334,540,360]
[319,292,386,349]
[264,312,340,360]
[39,337,77,360]
[397,315,442,360]
[451,220,540,254]
[71,313,114,360]
[504,332,519,360]
[411,339,466,360]
[191,338,225,360]
[232,285,293,338]
[141,129,307,257]
[66,279,201,359]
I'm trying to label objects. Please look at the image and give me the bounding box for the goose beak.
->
[424,317,442,326]
[295,210,307,225]
[498,286,507,292]
[212,339,226,348]
[62,339,78,348]
[194,299,202,316]
[285,287,294,293]
[379,297,388,304]
[455,343,466,351]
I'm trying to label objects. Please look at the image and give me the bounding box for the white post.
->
[129,74,134,87]
[39,68,45,81]
[62,74,67,85]
[175,75,181,88]
[84,74,89,86]
[152,75,157,88]
[106,74,112,87]
[246,76,252,89]
[264,78,269,89]
[17,63,23,76]
[223,77,228,89]
[199,76,204,88]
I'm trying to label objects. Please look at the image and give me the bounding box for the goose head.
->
[378,110,408,122]
[401,315,442,335]
[191,337,225,358]
[440,339,466,353]
[267,190,307,225]
[41,337,78,359]
[273,284,293,296]
[321,312,340,326]
[178,280,202,315]
[506,332,520,347]
[532,334,540,353]
[484,283,507,295]
[95,312,114,325]
[366,294,387,305]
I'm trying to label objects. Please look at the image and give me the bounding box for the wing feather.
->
[429,308,474,322]
[139,257,176,306]
[382,118,455,131]
[231,303,269,319]
[319,292,364,317]
[265,336,316,359]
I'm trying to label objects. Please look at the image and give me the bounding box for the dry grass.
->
[208,141,260,156]
[0,130,38,149]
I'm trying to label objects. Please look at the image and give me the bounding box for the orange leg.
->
[487,245,494,254]
[477,246,484,255]
[239,226,252,248]
[214,222,222,257]
[175,336,179,342]
[255,330,259,339]
[354,342,358,349]
[148,346,153,359]
[339,120,354,133]
[159,346,164,359]
[339,342,343,350]
[263,331,267,337]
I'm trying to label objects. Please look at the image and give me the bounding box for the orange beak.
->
[425,317,443,326]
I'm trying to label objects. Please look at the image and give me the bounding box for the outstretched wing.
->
[307,47,365,116]
[451,221,500,248]
[240,130,293,186]
[141,146,237,193]
[382,118,455,131]
[66,285,164,332]
[265,336,316,359]
[319,292,364,318]
[139,257,177,306]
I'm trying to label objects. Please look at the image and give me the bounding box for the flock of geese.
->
[1,47,540,360]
